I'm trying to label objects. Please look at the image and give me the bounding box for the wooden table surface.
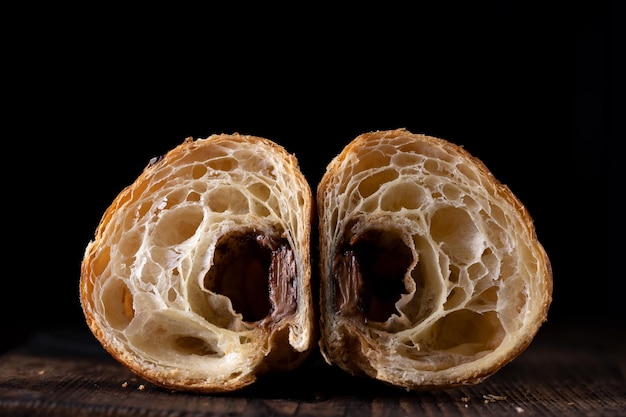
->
[1,323,624,417]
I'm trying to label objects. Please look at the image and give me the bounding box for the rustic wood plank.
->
[0,324,624,417]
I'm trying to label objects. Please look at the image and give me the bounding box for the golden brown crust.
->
[80,133,315,393]
[317,128,552,390]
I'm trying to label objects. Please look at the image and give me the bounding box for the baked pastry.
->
[80,133,315,393]
[317,128,552,390]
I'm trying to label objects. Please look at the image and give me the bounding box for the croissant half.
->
[80,134,315,393]
[317,129,552,390]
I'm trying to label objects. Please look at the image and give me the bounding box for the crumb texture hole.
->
[380,182,426,211]
[101,278,135,330]
[430,207,482,265]
[152,205,203,247]
[126,313,225,361]
[351,229,412,322]
[174,335,220,356]
[335,226,413,324]
[430,309,504,354]
[207,187,250,214]
[204,231,273,323]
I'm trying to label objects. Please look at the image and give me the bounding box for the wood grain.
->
[1,324,624,417]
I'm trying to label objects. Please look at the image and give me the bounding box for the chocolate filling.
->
[205,231,297,325]
[334,228,412,322]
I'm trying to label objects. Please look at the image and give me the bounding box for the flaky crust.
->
[317,129,552,390]
[80,134,315,393]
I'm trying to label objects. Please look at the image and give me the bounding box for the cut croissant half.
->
[317,128,552,390]
[80,133,315,393]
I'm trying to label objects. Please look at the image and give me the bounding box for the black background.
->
[4,1,622,352]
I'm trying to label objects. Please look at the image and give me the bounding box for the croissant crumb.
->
[317,128,552,390]
[80,133,314,393]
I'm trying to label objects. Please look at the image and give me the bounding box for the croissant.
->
[317,128,552,390]
[80,133,315,393]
